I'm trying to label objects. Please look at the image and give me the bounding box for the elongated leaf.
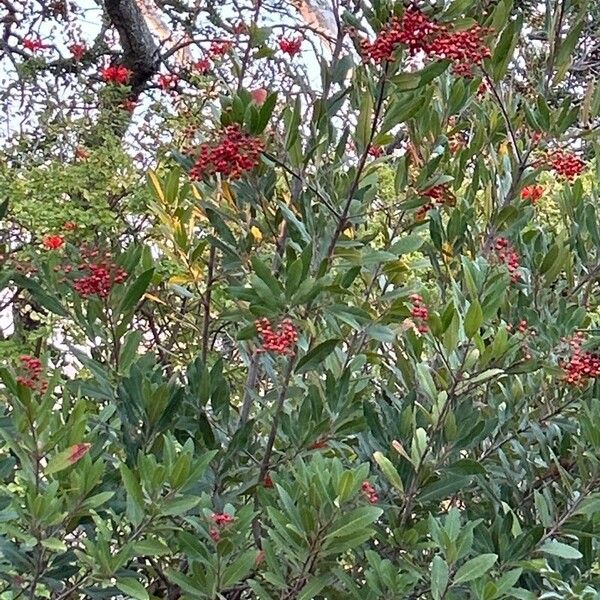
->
[118,268,153,314]
[539,540,582,560]
[295,339,339,374]
[116,578,149,600]
[431,556,449,600]
[373,451,404,492]
[453,553,497,583]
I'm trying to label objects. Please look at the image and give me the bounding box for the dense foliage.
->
[1,0,600,598]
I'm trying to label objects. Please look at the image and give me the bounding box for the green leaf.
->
[120,463,145,526]
[161,495,201,516]
[373,451,404,492]
[116,578,149,600]
[298,576,329,600]
[41,538,67,552]
[221,550,257,587]
[355,91,373,153]
[295,339,340,374]
[431,555,449,600]
[453,553,497,583]
[256,92,278,133]
[553,20,584,84]
[464,300,483,338]
[118,268,154,314]
[251,255,283,296]
[0,199,7,219]
[491,16,522,81]
[324,505,383,540]
[539,540,582,560]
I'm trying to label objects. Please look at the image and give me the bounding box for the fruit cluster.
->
[361,481,379,504]
[416,184,455,219]
[368,144,384,158]
[361,9,490,77]
[547,150,585,181]
[494,238,521,283]
[209,512,235,542]
[194,59,211,74]
[255,317,298,355]
[101,65,132,85]
[73,260,127,298]
[278,36,303,56]
[23,38,47,52]
[521,185,544,204]
[189,125,264,181]
[409,294,429,333]
[157,73,179,90]
[16,355,48,393]
[562,332,600,386]
[69,42,86,60]
[43,234,64,250]
[209,41,233,58]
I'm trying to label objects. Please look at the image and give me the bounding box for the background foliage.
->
[1,0,600,598]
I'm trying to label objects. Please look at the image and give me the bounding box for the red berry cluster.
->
[101,65,132,85]
[361,9,439,61]
[73,261,127,298]
[562,333,600,386]
[209,40,233,58]
[521,185,544,204]
[69,42,86,60]
[209,512,235,542]
[263,474,274,488]
[428,25,491,77]
[409,294,429,333]
[43,234,64,250]
[416,184,455,219]
[361,481,379,504]
[368,144,384,158]
[16,355,48,393]
[121,99,137,113]
[157,73,179,90]
[193,58,211,74]
[255,317,298,355]
[309,437,329,450]
[22,38,47,52]
[494,238,521,283]
[547,150,585,181]
[189,125,264,181]
[278,36,303,56]
[361,9,490,77]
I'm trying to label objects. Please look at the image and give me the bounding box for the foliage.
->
[1,0,600,599]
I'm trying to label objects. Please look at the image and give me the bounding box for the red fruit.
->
[69,42,86,60]
[23,38,47,52]
[43,235,64,250]
[189,125,264,181]
[157,73,179,90]
[368,145,384,158]
[209,40,233,58]
[212,513,235,526]
[255,317,298,355]
[521,185,544,204]
[250,88,268,104]
[193,59,211,74]
[278,36,303,56]
[546,150,585,181]
[101,65,132,85]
